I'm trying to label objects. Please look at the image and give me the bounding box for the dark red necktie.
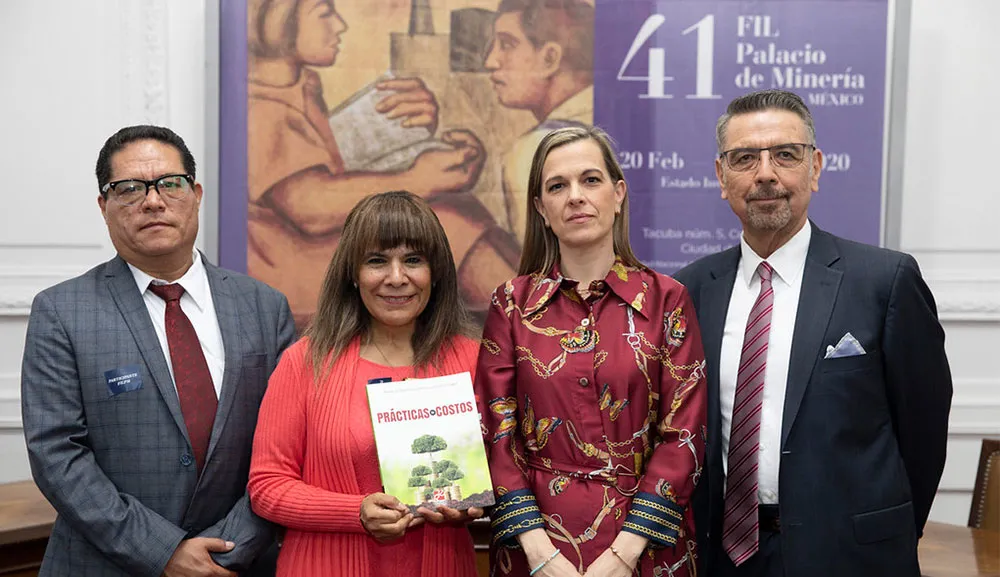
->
[723,261,774,565]
[148,283,217,473]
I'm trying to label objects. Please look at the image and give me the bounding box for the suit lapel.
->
[105,256,189,440]
[203,257,242,464]
[698,248,740,471]
[781,224,842,448]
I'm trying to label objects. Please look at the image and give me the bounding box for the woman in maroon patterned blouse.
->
[475,126,707,577]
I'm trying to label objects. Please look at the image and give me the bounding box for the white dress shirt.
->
[128,252,225,398]
[719,223,811,504]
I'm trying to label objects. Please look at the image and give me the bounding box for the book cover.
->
[366,371,495,514]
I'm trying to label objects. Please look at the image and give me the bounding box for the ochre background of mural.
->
[246,0,593,330]
[317,1,537,223]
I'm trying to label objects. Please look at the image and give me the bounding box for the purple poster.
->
[219,0,891,326]
[594,0,889,273]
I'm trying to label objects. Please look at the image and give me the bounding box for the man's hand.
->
[408,129,486,196]
[162,538,236,577]
[416,505,485,525]
[361,493,415,543]
[375,77,439,134]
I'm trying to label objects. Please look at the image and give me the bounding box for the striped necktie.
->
[723,261,774,565]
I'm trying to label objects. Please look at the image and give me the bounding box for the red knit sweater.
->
[249,336,480,577]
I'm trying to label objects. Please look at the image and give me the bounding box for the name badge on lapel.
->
[105,365,143,397]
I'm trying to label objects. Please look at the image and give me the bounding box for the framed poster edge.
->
[881,0,910,251]
[203,0,221,264]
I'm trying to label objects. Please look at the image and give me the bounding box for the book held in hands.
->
[328,72,452,172]
[366,371,495,514]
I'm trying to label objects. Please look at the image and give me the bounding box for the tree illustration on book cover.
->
[409,435,466,503]
[399,433,493,513]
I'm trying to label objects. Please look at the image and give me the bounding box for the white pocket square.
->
[825,332,867,359]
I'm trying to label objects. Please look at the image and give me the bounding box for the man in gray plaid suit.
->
[21,125,296,576]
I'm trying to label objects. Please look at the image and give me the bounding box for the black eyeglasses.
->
[101,174,194,207]
[719,143,815,172]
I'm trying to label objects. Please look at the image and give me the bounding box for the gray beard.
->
[745,183,792,231]
[746,198,792,231]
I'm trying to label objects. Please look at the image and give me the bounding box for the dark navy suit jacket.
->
[673,222,952,577]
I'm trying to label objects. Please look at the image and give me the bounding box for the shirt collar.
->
[128,251,210,312]
[523,257,649,317]
[738,221,811,288]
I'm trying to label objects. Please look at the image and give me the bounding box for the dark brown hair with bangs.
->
[306,191,472,379]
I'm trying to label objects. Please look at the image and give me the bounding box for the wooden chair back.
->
[968,438,1000,531]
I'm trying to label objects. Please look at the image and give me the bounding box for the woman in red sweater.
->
[249,191,483,576]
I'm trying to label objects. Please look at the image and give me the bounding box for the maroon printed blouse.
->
[474,258,707,576]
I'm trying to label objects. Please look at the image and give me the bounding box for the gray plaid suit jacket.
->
[21,254,296,576]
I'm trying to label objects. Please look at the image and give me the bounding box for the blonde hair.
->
[518,125,643,276]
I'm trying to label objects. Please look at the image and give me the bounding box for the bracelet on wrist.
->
[609,545,636,571]
[529,549,561,576]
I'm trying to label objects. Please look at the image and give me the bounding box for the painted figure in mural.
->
[249,191,482,577]
[673,90,952,577]
[21,126,296,576]
[247,0,519,329]
[486,0,594,243]
[475,126,707,577]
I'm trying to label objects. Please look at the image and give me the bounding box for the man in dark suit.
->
[21,125,296,576]
[673,90,952,577]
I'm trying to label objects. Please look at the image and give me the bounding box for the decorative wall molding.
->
[906,248,1000,255]
[948,378,1000,435]
[121,0,169,125]
[949,421,1000,436]
[0,267,94,316]
[880,247,999,321]
[938,300,1000,322]
[938,305,1000,322]
[0,301,32,317]
[924,273,1000,322]
[144,0,169,124]
[0,376,20,430]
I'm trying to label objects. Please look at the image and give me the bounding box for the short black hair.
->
[95,125,196,195]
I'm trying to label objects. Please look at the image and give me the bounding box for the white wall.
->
[0,0,207,480]
[903,0,1000,525]
[0,0,996,526]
